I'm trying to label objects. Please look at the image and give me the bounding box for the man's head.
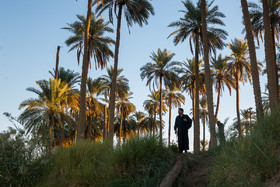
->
[178,108,184,115]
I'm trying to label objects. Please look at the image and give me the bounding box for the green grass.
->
[112,136,175,186]
[209,109,280,186]
[38,136,175,187]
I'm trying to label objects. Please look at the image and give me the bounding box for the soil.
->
[161,152,214,187]
[264,170,280,187]
[178,152,213,187]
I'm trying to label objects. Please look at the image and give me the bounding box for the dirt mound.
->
[176,152,213,187]
[264,171,280,187]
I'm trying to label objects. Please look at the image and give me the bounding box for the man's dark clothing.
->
[174,114,192,152]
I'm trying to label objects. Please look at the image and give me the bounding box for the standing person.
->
[174,108,192,153]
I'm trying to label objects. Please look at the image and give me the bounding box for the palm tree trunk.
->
[191,90,195,149]
[235,73,242,136]
[103,104,107,140]
[119,107,123,147]
[55,46,60,80]
[192,89,195,124]
[153,108,156,136]
[137,123,140,137]
[87,115,92,139]
[203,119,206,151]
[215,86,221,120]
[77,0,93,141]
[107,108,110,138]
[271,24,279,98]
[108,4,123,144]
[241,0,264,119]
[48,113,54,154]
[59,124,64,147]
[194,36,200,153]
[159,75,163,142]
[201,0,216,148]
[168,96,172,146]
[262,0,279,110]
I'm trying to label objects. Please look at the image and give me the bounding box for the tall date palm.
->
[262,0,279,110]
[211,54,233,120]
[116,91,136,146]
[241,0,264,118]
[228,39,252,137]
[96,0,154,143]
[63,12,114,140]
[168,0,227,150]
[140,48,179,141]
[164,84,185,146]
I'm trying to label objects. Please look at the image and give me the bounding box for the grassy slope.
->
[38,136,175,187]
[209,109,280,186]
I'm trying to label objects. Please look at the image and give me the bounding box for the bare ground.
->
[160,152,213,187]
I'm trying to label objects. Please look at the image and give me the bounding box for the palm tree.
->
[199,96,208,151]
[201,0,217,148]
[262,0,280,110]
[100,66,129,100]
[95,0,154,143]
[164,84,185,146]
[262,92,271,113]
[133,111,146,137]
[241,0,264,119]
[85,77,104,139]
[140,112,159,136]
[54,46,61,80]
[228,39,252,137]
[179,57,204,151]
[115,115,137,144]
[143,91,167,136]
[116,91,136,146]
[49,67,81,143]
[63,12,114,140]
[168,0,228,150]
[211,54,233,120]
[49,67,80,88]
[18,78,76,152]
[247,0,280,53]
[240,108,256,136]
[140,48,179,141]
[100,66,129,138]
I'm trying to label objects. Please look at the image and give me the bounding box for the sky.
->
[0,0,267,150]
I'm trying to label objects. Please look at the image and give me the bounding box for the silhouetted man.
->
[174,108,192,153]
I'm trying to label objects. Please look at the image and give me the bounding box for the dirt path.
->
[160,152,213,187]
[178,152,213,187]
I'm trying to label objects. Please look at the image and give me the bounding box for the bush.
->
[40,136,175,187]
[0,127,49,186]
[112,136,175,186]
[40,140,114,186]
[209,109,280,186]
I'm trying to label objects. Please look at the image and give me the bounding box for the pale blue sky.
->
[0,0,266,149]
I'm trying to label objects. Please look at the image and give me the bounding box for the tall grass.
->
[112,136,175,186]
[39,136,175,187]
[210,109,280,186]
[40,140,114,186]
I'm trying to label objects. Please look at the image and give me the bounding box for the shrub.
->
[40,140,114,186]
[40,136,175,187]
[210,109,280,186]
[112,136,175,186]
[0,127,48,186]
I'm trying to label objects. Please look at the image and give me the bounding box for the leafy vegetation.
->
[39,136,175,187]
[0,127,51,186]
[210,108,280,186]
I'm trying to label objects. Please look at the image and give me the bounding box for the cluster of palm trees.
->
[18,0,280,152]
[141,0,280,152]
